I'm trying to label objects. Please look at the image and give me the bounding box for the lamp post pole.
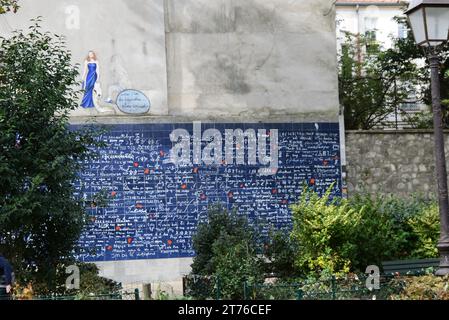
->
[404,0,449,276]
[429,51,449,276]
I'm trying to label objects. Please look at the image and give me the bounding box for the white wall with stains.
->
[165,0,339,122]
[0,0,169,117]
[0,0,339,122]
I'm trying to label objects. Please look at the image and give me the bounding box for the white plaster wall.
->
[0,0,169,117]
[0,0,340,122]
[165,0,340,122]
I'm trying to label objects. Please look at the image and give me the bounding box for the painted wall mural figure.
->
[80,51,114,114]
[81,50,100,109]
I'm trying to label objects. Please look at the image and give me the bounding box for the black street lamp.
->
[405,0,449,276]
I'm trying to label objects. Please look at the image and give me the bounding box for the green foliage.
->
[347,193,437,269]
[0,22,104,289]
[290,187,439,279]
[345,194,399,270]
[339,30,423,130]
[72,263,121,297]
[191,204,257,275]
[187,193,440,298]
[407,203,439,258]
[0,0,18,14]
[189,204,264,299]
[263,229,298,279]
[404,109,433,129]
[14,262,122,298]
[339,17,449,130]
[213,237,264,299]
[154,284,171,300]
[354,194,438,261]
[246,280,302,300]
[290,185,363,277]
[390,275,449,300]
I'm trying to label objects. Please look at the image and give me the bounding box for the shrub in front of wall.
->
[290,186,363,278]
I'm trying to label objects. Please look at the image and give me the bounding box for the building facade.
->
[336,0,408,50]
[336,0,426,129]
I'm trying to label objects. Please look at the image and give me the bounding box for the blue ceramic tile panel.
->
[72,123,342,261]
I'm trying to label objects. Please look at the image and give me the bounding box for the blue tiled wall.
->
[72,123,341,261]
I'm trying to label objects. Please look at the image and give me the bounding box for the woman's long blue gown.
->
[81,63,98,108]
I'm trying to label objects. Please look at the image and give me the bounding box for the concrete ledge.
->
[68,113,340,125]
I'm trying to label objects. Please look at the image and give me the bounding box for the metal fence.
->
[0,273,429,300]
[183,275,221,300]
[244,275,408,300]
[183,273,414,300]
[0,288,140,301]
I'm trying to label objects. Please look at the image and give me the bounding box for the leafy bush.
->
[349,193,438,264]
[71,263,122,297]
[188,192,440,297]
[347,193,438,269]
[188,204,264,299]
[13,262,122,299]
[263,229,298,279]
[389,275,449,300]
[290,186,363,277]
[213,234,264,299]
[407,203,439,258]
[191,204,258,274]
[346,194,398,270]
[290,187,439,279]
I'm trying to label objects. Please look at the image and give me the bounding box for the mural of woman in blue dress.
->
[81,51,101,108]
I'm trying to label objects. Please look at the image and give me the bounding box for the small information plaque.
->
[116,89,151,114]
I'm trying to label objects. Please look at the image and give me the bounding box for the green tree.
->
[385,18,449,128]
[0,22,103,289]
[339,16,449,130]
[339,30,423,130]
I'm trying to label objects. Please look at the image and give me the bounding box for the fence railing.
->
[183,273,419,300]
[244,274,409,300]
[0,272,431,301]
[0,288,140,301]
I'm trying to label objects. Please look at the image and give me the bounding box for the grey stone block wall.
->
[345,130,448,198]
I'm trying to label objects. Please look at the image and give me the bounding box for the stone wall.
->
[345,130,447,198]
